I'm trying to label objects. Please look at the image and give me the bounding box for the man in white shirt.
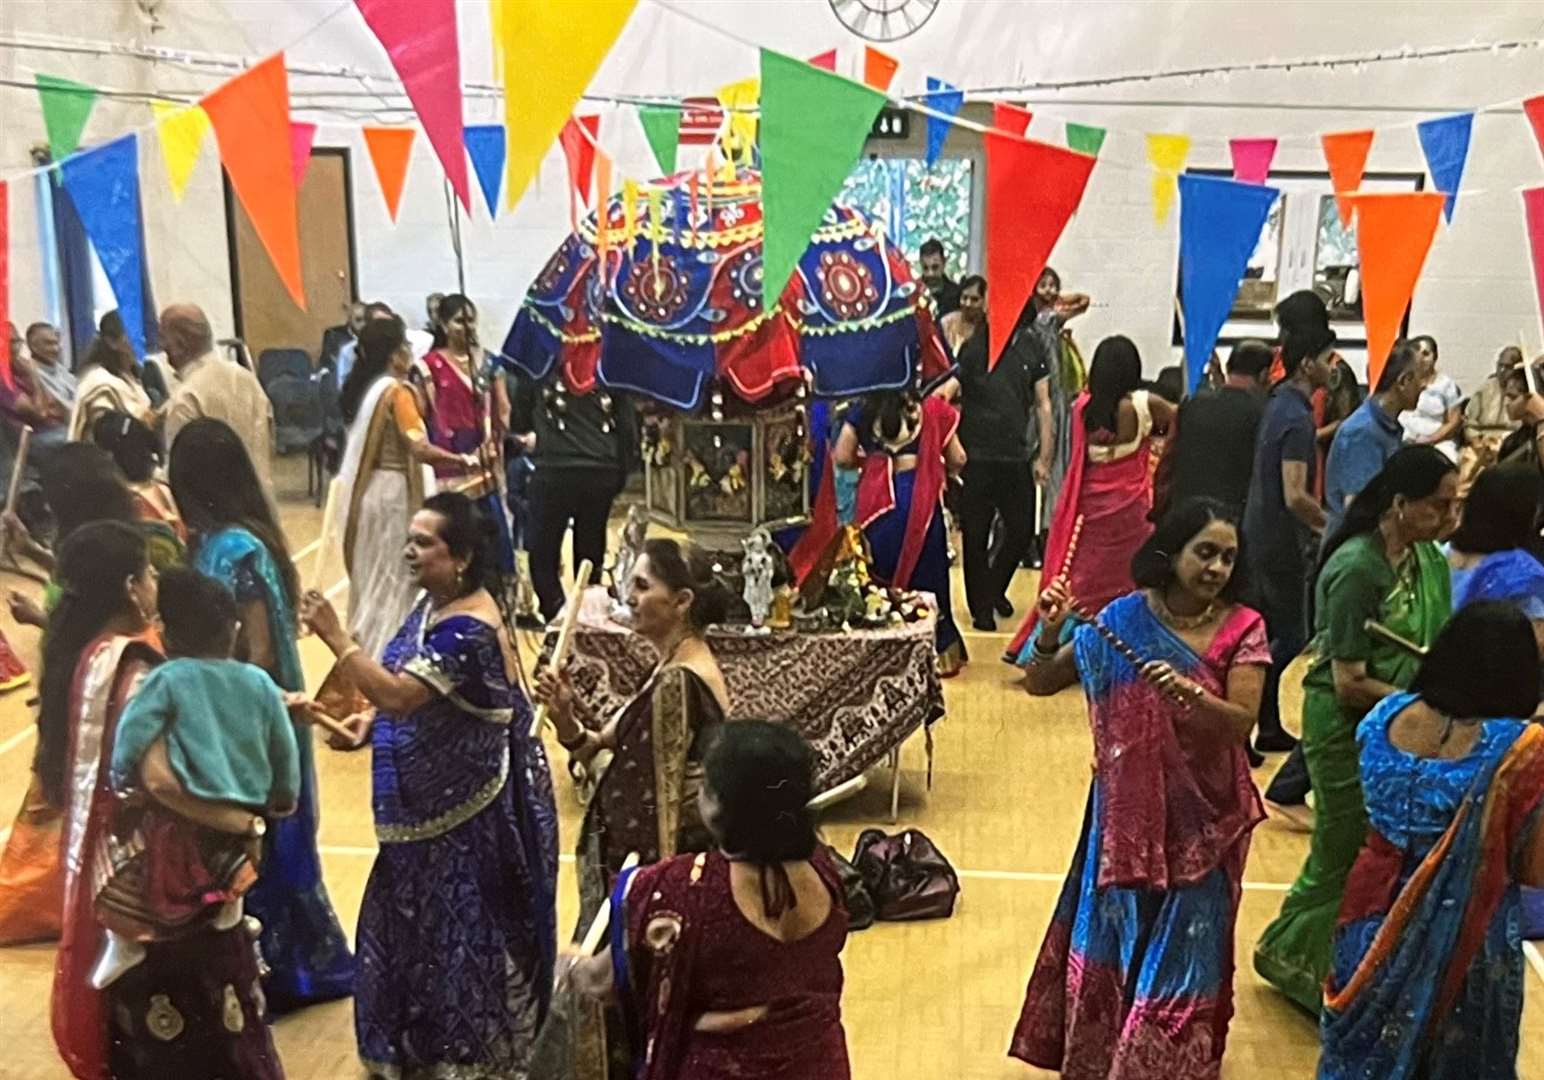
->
[160,304,275,497]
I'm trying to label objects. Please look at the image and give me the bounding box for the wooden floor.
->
[2,457,1541,1078]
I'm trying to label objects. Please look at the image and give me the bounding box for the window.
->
[838,157,975,279]
[1175,169,1424,353]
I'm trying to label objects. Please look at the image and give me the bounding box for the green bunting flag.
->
[639,105,681,175]
[35,73,99,162]
[1065,122,1107,158]
[759,48,886,302]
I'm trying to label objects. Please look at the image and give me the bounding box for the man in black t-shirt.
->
[918,237,961,317]
[1158,340,1272,519]
[954,276,1052,630]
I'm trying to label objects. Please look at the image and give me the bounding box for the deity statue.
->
[611,503,649,616]
[741,527,775,634]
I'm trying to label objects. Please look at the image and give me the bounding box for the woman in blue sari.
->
[169,418,354,1010]
[1319,603,1544,1079]
[1447,462,1544,619]
[301,491,558,1079]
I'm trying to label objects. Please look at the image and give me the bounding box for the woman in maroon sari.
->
[47,522,283,1079]
[568,721,850,1079]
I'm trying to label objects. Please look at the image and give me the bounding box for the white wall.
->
[2,0,1542,389]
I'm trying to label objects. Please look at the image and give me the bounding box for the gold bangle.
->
[336,643,362,665]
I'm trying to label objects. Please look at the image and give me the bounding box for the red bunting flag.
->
[559,115,601,228]
[1523,187,1544,342]
[993,102,1032,137]
[863,46,899,92]
[1347,191,1445,387]
[289,122,317,189]
[985,133,1097,368]
[807,49,837,72]
[1524,95,1544,166]
[362,126,416,221]
[1228,137,1277,184]
[354,0,470,211]
[1321,129,1374,229]
[0,181,10,392]
[202,53,305,308]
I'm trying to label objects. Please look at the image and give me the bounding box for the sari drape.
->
[1011,595,1269,1079]
[1320,702,1544,1079]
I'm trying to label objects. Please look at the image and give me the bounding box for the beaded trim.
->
[374,750,508,844]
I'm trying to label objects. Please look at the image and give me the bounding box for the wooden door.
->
[226,149,357,362]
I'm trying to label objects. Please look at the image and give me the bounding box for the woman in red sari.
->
[46,522,282,1079]
[567,720,849,1080]
[1009,336,1175,662]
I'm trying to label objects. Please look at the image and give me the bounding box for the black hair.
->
[918,238,945,259]
[364,301,394,319]
[422,492,499,602]
[431,293,477,351]
[24,322,54,343]
[82,333,137,380]
[157,567,238,658]
[1152,365,1184,405]
[1374,340,1421,395]
[959,274,986,296]
[1275,289,1335,374]
[1037,266,1062,293]
[99,310,126,340]
[1411,334,1439,362]
[860,389,919,447]
[1083,335,1144,435]
[1412,601,1539,719]
[39,442,138,545]
[1320,445,1456,566]
[1503,367,1530,394]
[640,536,732,630]
[1131,497,1249,602]
[37,521,148,804]
[1448,463,1543,555]
[340,314,407,422]
[702,720,816,864]
[1226,339,1273,378]
[90,410,161,483]
[169,419,299,607]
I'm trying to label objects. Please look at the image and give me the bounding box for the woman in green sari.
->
[1255,446,1458,1013]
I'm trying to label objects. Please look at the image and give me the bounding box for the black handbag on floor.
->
[826,844,875,931]
[851,828,960,921]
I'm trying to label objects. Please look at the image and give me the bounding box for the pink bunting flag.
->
[807,49,837,72]
[1228,137,1277,184]
[1523,187,1544,341]
[289,122,317,189]
[1524,95,1544,166]
[354,0,470,211]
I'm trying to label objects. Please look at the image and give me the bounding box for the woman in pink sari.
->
[1009,336,1174,662]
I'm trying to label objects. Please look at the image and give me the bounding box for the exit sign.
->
[870,107,911,140]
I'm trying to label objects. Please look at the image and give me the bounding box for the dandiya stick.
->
[529,558,595,739]
[1364,619,1428,659]
[807,774,866,812]
[1066,594,1197,710]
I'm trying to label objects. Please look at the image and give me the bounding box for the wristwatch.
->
[246,815,267,839]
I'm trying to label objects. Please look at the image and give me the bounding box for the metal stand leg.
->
[888,746,902,824]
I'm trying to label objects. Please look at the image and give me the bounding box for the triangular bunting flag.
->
[35,74,98,163]
[993,102,1032,137]
[1522,187,1544,342]
[1416,112,1474,223]
[1065,122,1107,157]
[289,122,317,190]
[594,152,614,263]
[716,77,760,165]
[807,49,837,72]
[59,134,148,358]
[559,115,601,210]
[464,124,506,217]
[639,105,681,174]
[1228,137,1277,184]
[1321,129,1374,228]
[1525,96,1544,166]
[362,126,416,222]
[1178,174,1281,391]
[500,0,636,211]
[759,49,887,301]
[1346,191,1445,387]
[985,133,1097,368]
[355,0,470,210]
[1146,133,1190,224]
[201,53,305,308]
[0,182,10,392]
[923,77,963,167]
[151,102,212,202]
[863,46,899,92]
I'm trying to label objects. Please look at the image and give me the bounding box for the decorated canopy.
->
[500,167,949,411]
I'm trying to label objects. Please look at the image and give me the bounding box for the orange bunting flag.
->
[1524,95,1544,166]
[993,102,1032,137]
[863,46,899,92]
[362,127,416,221]
[1347,191,1445,387]
[594,152,614,266]
[201,53,305,308]
[1321,129,1375,228]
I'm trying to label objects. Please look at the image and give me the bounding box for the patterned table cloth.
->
[556,589,945,789]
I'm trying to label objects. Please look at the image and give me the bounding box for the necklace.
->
[1152,590,1216,631]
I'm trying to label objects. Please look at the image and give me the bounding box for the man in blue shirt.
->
[1323,340,1427,536]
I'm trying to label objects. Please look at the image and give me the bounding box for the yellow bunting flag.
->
[646,185,664,283]
[151,101,211,202]
[716,76,760,168]
[497,0,637,211]
[1146,133,1191,224]
[623,178,640,256]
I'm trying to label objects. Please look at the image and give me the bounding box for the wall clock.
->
[827,0,940,42]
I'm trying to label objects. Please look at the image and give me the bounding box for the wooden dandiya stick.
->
[529,558,595,739]
[307,707,364,744]
[807,774,866,812]
[1065,594,1197,709]
[1364,619,1428,659]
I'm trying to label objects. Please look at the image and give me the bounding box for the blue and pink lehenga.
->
[1319,694,1544,1079]
[357,596,559,1079]
[1011,594,1269,1079]
[195,526,355,1009]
